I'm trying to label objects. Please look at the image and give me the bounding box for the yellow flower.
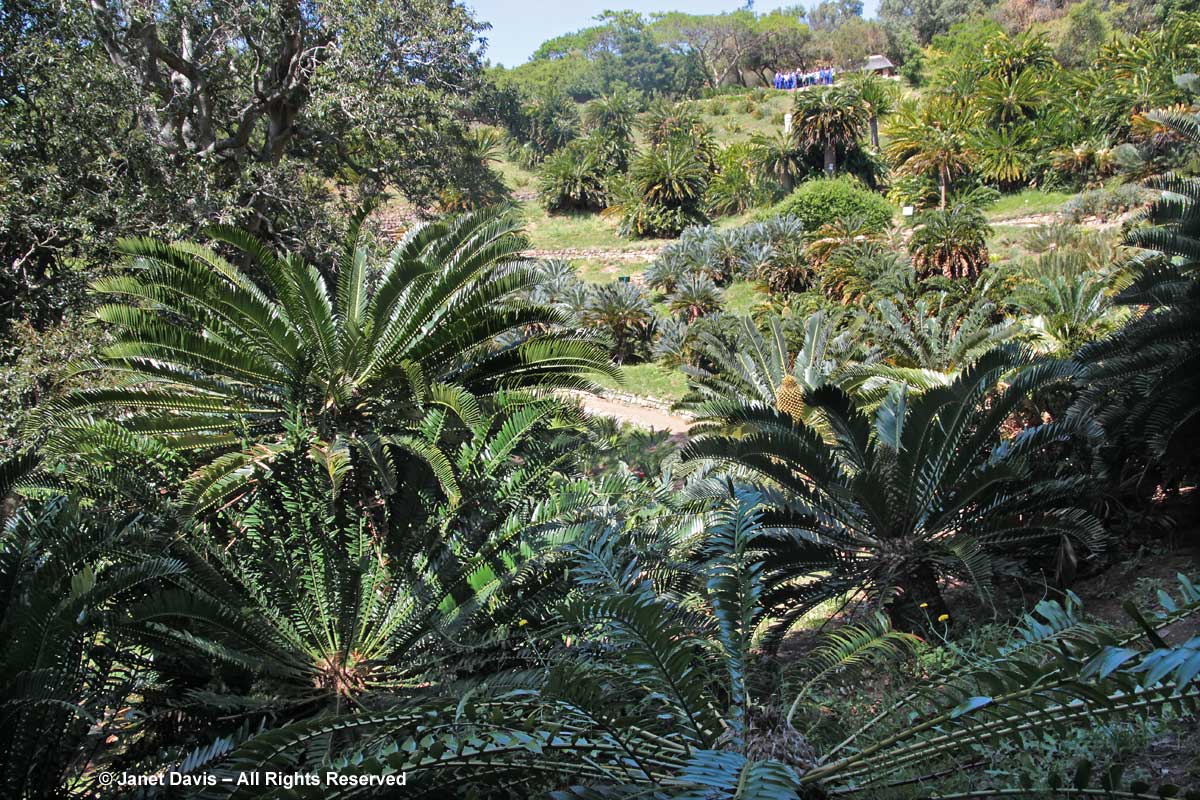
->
[919,602,929,609]
[518,619,529,627]
[937,613,950,622]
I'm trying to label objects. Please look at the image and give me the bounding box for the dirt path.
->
[991,212,1061,228]
[524,246,664,263]
[569,392,694,435]
[990,211,1129,229]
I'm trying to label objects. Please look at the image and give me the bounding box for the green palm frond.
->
[685,345,1100,631]
[34,206,616,512]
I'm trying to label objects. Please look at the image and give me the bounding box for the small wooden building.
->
[862,54,896,77]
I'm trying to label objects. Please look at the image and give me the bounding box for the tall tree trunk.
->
[824,141,836,176]
[938,167,947,209]
[869,116,879,149]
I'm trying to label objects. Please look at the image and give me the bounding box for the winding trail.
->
[566,391,694,435]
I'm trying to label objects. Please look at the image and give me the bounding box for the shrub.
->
[1063,184,1153,222]
[538,141,609,212]
[762,176,894,233]
[619,141,711,238]
[581,281,657,363]
[707,144,771,217]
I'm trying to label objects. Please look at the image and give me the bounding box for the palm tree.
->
[886,97,975,209]
[40,207,616,512]
[141,404,576,719]
[632,141,709,209]
[581,282,655,364]
[844,72,896,149]
[749,130,807,193]
[683,346,1104,630]
[793,86,868,177]
[666,272,722,321]
[539,142,608,211]
[908,197,992,279]
[1075,108,1200,461]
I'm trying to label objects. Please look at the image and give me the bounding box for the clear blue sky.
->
[468,1,883,68]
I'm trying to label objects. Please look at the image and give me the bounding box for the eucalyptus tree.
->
[2,0,496,340]
[40,207,616,513]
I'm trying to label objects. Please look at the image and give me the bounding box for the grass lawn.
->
[597,362,689,402]
[988,223,1040,262]
[495,158,538,193]
[517,200,674,252]
[572,258,652,283]
[697,91,792,145]
[986,189,1073,221]
[723,280,762,315]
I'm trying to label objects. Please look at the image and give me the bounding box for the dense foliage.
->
[5,1,1200,797]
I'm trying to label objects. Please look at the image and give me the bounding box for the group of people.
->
[773,67,836,90]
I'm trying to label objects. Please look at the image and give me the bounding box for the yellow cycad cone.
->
[775,375,805,423]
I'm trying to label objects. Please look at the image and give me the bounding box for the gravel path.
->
[570,392,694,435]
[524,247,664,262]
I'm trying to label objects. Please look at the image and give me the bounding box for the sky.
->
[468,1,882,68]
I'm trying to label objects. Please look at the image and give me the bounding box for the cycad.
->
[538,141,609,211]
[679,313,842,430]
[909,197,992,279]
[683,346,1104,632]
[1008,254,1126,356]
[667,273,723,321]
[749,130,807,193]
[137,401,580,718]
[1,498,184,798]
[581,281,656,364]
[175,509,1200,800]
[39,207,615,512]
[583,89,639,143]
[842,71,897,150]
[792,86,868,176]
[976,69,1049,126]
[886,96,975,209]
[1075,108,1200,461]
